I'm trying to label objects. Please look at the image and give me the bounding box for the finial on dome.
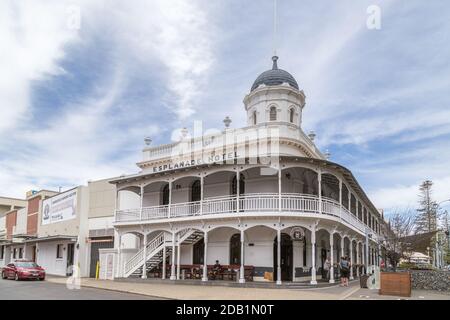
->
[223,116,232,128]
[272,56,279,70]
[144,137,152,146]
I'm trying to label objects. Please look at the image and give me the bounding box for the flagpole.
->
[273,0,278,57]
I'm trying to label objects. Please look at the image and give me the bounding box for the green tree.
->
[415,180,440,233]
[386,209,414,271]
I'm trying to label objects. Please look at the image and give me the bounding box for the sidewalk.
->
[46,277,450,300]
[346,287,450,300]
[46,277,360,300]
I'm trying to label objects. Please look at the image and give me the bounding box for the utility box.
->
[379,272,411,297]
[360,275,369,288]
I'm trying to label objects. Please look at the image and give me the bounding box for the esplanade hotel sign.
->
[144,123,284,174]
[105,55,390,287]
[152,152,239,173]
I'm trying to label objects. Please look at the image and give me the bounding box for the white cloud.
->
[1,0,449,212]
[0,0,214,198]
[0,0,81,136]
[371,176,450,211]
[100,0,215,119]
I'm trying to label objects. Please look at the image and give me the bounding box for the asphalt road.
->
[0,278,164,300]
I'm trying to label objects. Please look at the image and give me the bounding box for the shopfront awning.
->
[12,234,37,240]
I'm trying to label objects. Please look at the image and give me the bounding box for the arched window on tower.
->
[253,111,257,125]
[289,108,295,123]
[269,106,277,121]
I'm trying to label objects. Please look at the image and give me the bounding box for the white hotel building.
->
[108,56,391,285]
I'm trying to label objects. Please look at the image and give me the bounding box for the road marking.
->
[339,286,361,300]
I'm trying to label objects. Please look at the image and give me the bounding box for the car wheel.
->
[39,277,45,281]
[1,271,6,280]
[14,273,20,281]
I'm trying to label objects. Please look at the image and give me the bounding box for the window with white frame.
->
[56,244,63,259]
[0,246,4,260]
[18,247,23,259]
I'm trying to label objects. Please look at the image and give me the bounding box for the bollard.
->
[95,261,100,279]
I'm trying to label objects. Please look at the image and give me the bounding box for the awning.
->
[12,234,37,240]
[86,237,114,243]
[24,235,77,244]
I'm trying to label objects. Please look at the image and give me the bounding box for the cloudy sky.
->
[1,0,449,215]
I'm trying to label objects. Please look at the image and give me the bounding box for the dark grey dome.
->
[251,56,299,92]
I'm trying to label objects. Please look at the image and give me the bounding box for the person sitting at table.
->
[211,260,222,279]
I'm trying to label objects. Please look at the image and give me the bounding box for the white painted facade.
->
[108,56,391,285]
[0,215,5,242]
[0,197,28,268]
[13,208,27,236]
[24,186,91,277]
[36,240,74,276]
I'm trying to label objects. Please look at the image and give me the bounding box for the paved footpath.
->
[45,277,450,300]
[47,277,356,300]
[0,277,162,300]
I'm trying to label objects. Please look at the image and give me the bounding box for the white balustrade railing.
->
[142,205,168,220]
[124,232,165,276]
[241,194,279,212]
[116,194,376,236]
[203,196,237,215]
[283,194,320,213]
[171,201,201,218]
[116,209,140,222]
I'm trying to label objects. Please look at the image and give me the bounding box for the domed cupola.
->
[244,56,306,128]
[251,56,299,92]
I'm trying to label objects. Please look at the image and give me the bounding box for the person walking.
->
[339,256,349,287]
[324,256,331,281]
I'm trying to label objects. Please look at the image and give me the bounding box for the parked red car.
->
[1,260,45,281]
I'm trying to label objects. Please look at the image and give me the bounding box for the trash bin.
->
[360,275,369,288]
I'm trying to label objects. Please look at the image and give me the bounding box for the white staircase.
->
[123,229,204,278]
[180,229,204,245]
